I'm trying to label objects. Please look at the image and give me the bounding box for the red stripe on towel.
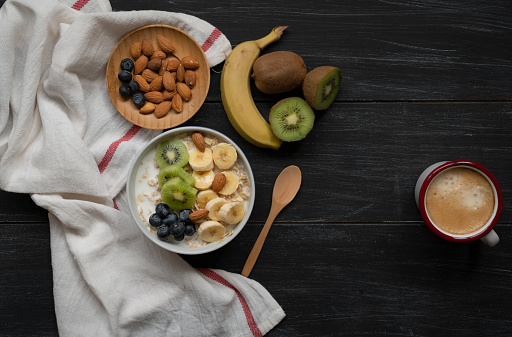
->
[197,268,263,337]
[98,125,141,174]
[201,28,222,52]
[71,0,91,10]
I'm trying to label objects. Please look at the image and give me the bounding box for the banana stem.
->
[255,26,288,49]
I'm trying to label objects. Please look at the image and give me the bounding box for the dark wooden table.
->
[2,0,512,336]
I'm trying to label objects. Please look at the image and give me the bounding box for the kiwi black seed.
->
[302,66,341,110]
[269,97,315,142]
[158,165,195,188]
[155,139,189,169]
[161,177,198,211]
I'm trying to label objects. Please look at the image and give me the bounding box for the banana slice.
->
[218,202,245,225]
[218,171,239,195]
[189,148,214,171]
[198,221,226,242]
[205,197,228,221]
[196,190,218,209]
[192,170,215,190]
[212,143,238,170]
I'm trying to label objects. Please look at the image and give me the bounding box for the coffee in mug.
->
[425,167,495,235]
[415,161,502,246]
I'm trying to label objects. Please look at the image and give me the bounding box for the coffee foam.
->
[425,167,495,235]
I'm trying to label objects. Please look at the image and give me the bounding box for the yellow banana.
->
[220,26,287,150]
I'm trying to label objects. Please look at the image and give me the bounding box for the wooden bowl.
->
[106,25,210,129]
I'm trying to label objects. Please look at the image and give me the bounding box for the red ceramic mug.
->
[415,160,502,246]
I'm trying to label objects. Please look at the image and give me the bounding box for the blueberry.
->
[118,83,131,97]
[120,58,134,71]
[118,70,132,83]
[184,223,196,236]
[132,93,146,108]
[174,233,185,242]
[179,209,193,222]
[162,212,178,227]
[170,220,186,236]
[155,203,169,218]
[128,80,140,93]
[149,213,162,227]
[157,226,171,239]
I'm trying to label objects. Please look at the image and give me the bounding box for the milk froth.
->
[425,167,495,235]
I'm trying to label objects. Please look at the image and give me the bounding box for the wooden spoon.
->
[241,165,302,277]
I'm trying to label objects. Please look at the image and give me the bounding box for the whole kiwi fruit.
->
[302,66,341,110]
[251,51,307,94]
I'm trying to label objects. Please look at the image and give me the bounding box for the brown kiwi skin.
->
[302,66,340,110]
[251,51,307,94]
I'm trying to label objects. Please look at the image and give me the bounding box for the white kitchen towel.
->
[0,0,285,336]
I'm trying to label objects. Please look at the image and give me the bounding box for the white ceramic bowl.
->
[126,126,255,254]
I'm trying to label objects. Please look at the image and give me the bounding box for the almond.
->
[144,91,164,104]
[177,63,185,82]
[184,70,196,88]
[130,42,142,59]
[172,93,183,113]
[134,55,148,75]
[159,59,169,76]
[147,58,162,72]
[133,75,150,92]
[177,82,192,101]
[163,89,177,101]
[189,210,209,222]
[181,56,199,69]
[150,50,167,59]
[149,75,163,91]
[156,35,175,54]
[139,102,156,114]
[141,69,158,83]
[162,71,176,92]
[154,101,172,118]
[167,59,181,72]
[212,173,226,192]
[191,132,206,152]
[141,38,154,57]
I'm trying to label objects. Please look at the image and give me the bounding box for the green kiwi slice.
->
[155,139,189,168]
[158,165,195,188]
[269,97,315,142]
[302,66,341,110]
[161,177,198,211]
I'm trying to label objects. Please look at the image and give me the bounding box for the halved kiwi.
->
[302,66,341,110]
[269,97,315,142]
[161,177,198,211]
[155,139,189,168]
[158,165,195,188]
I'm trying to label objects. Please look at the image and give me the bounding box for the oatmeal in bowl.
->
[126,126,255,254]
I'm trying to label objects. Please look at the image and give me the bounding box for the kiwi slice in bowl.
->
[161,177,198,211]
[302,66,341,110]
[158,165,195,188]
[156,139,189,168]
[269,97,315,142]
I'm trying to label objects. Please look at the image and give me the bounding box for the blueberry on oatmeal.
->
[162,212,178,226]
[149,213,162,227]
[155,203,170,218]
[170,220,186,237]
[179,209,193,223]
[184,223,196,236]
[157,225,171,239]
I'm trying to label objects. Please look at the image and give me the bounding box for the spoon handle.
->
[241,204,282,277]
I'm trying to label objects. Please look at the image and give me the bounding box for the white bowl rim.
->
[126,126,256,255]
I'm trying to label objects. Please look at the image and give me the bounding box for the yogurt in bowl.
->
[126,126,255,255]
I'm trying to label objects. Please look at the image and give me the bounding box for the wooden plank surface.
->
[1,0,511,336]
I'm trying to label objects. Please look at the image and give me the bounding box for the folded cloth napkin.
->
[0,0,285,335]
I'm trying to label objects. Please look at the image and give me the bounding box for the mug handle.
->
[480,229,499,247]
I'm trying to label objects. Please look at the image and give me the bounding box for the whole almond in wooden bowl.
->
[106,25,210,130]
